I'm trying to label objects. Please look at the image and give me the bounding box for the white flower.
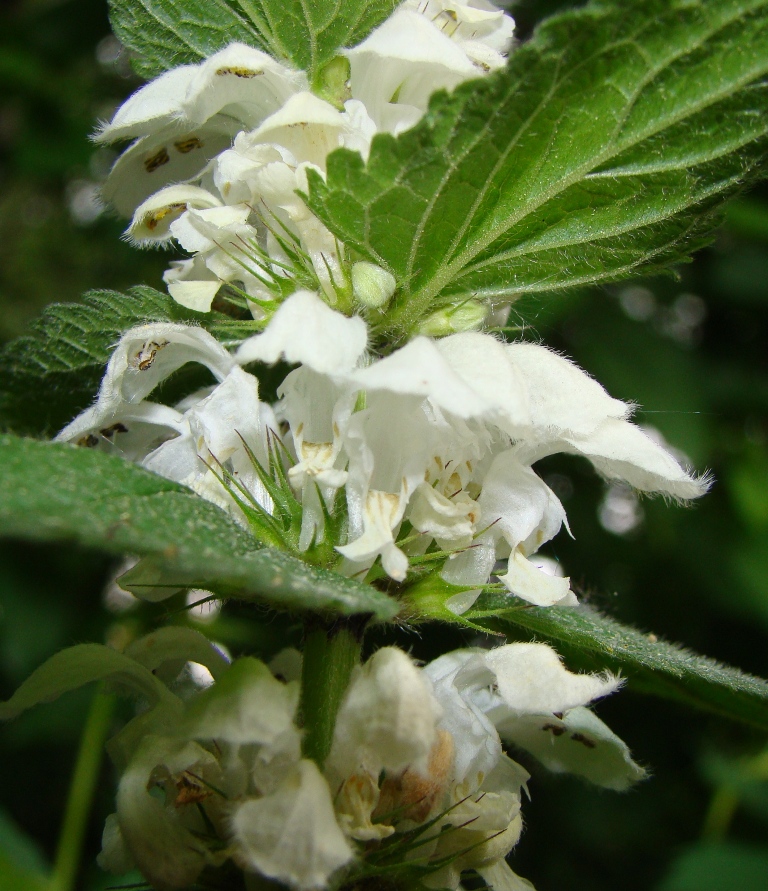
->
[237,292,708,599]
[327,647,441,782]
[99,2,512,315]
[123,93,377,310]
[232,760,354,890]
[97,652,352,891]
[404,0,516,71]
[424,643,645,793]
[325,641,640,891]
[345,0,514,132]
[97,44,307,216]
[55,322,275,520]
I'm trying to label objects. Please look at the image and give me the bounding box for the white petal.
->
[335,488,408,580]
[404,0,516,67]
[494,706,646,791]
[499,550,576,607]
[236,291,368,373]
[167,279,222,313]
[347,10,477,130]
[182,44,306,129]
[251,92,347,167]
[97,813,136,875]
[184,657,299,748]
[96,65,197,142]
[440,542,497,587]
[505,341,629,436]
[232,760,352,890]
[55,401,185,459]
[128,184,223,243]
[424,650,502,786]
[477,861,537,891]
[101,121,238,217]
[214,140,287,204]
[435,333,524,404]
[352,336,499,419]
[484,642,622,715]
[106,323,235,403]
[477,451,566,552]
[560,418,710,499]
[169,203,253,252]
[116,737,212,889]
[329,647,440,778]
[409,482,479,548]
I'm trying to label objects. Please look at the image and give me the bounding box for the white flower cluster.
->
[58,290,707,607]
[98,0,514,316]
[98,638,642,891]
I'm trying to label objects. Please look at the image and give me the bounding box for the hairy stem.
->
[300,617,365,766]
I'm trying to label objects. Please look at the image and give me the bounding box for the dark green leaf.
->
[307,0,768,336]
[658,842,768,891]
[0,435,399,620]
[109,0,398,80]
[0,286,215,435]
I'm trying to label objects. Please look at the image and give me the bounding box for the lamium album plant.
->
[2,1,768,890]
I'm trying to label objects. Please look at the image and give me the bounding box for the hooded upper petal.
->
[232,760,353,890]
[237,291,368,374]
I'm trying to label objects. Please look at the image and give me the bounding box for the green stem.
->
[49,686,115,891]
[701,786,739,841]
[300,618,364,767]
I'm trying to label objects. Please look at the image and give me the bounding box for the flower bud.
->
[417,300,488,336]
[351,261,397,309]
[314,55,352,108]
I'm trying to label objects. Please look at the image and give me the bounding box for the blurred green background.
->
[1,0,768,889]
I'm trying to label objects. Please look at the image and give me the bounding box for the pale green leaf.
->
[0,643,177,721]
[0,286,217,435]
[124,627,231,679]
[109,0,398,80]
[0,435,398,620]
[0,811,49,891]
[307,0,768,337]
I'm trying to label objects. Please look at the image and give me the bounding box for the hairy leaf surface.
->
[307,0,768,335]
[109,0,397,79]
[0,436,398,620]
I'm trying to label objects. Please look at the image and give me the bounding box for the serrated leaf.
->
[0,286,215,435]
[109,0,398,81]
[307,0,768,336]
[0,435,399,620]
[473,599,768,733]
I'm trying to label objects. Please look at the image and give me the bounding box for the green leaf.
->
[0,810,49,891]
[658,842,768,891]
[0,435,398,620]
[474,599,768,733]
[109,0,398,81]
[0,643,177,721]
[0,286,212,436]
[124,627,232,679]
[307,0,768,336]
